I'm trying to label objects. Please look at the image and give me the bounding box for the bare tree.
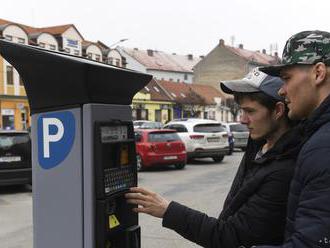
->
[226,98,240,121]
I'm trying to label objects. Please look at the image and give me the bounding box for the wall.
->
[147,69,193,83]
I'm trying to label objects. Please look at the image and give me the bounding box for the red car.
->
[135,129,187,171]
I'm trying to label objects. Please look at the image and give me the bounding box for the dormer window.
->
[5,35,12,41]
[18,38,25,44]
[49,45,56,50]
[87,53,92,59]
[39,42,46,48]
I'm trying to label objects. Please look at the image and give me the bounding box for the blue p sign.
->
[38,111,75,169]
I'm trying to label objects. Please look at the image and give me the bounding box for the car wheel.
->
[175,163,186,170]
[136,155,143,171]
[212,155,224,162]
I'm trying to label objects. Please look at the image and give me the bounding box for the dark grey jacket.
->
[256,95,330,248]
[162,128,302,248]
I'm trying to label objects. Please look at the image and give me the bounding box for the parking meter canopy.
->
[0,39,152,113]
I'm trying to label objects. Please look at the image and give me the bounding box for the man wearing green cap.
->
[257,30,330,247]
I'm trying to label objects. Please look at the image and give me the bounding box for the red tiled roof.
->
[189,84,225,105]
[226,45,279,65]
[122,48,201,73]
[157,80,205,105]
[0,18,37,33]
[140,79,173,102]
[0,18,83,39]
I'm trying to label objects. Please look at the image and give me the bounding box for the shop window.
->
[2,109,15,130]
[6,66,14,85]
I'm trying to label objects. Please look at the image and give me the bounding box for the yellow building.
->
[0,53,30,130]
[132,79,174,123]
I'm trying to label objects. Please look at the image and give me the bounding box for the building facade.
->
[118,47,201,84]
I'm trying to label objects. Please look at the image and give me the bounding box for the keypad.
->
[104,166,135,194]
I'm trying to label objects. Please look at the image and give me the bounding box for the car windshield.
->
[229,124,249,132]
[148,132,180,142]
[140,122,162,129]
[193,124,225,133]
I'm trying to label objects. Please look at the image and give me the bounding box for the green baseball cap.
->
[260,30,330,76]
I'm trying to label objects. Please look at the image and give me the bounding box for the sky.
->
[1,0,329,57]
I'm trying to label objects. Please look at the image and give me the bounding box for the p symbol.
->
[43,118,64,158]
[38,111,75,169]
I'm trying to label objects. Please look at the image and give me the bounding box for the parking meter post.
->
[0,39,152,248]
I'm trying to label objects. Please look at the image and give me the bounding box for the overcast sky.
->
[1,0,329,56]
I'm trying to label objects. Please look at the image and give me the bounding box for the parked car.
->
[222,122,249,151]
[164,119,229,162]
[0,130,32,186]
[134,129,186,171]
[133,120,163,129]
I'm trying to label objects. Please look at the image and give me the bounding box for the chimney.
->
[262,49,266,54]
[134,48,138,51]
[219,39,225,46]
[239,44,244,49]
[147,49,154,56]
[187,54,193,60]
[199,55,205,59]
[172,52,176,55]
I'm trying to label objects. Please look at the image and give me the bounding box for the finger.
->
[127,199,149,207]
[129,187,155,195]
[132,207,150,214]
[125,193,150,201]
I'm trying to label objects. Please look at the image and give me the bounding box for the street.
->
[0,152,243,248]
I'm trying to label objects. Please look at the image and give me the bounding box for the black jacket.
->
[257,95,330,248]
[162,128,302,248]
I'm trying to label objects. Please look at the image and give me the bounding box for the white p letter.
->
[43,118,64,158]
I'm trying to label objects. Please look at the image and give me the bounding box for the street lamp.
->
[108,38,128,48]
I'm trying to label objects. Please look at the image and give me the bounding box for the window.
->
[144,86,150,92]
[19,76,24,86]
[193,124,226,133]
[87,53,92,59]
[64,48,70,53]
[180,93,186,98]
[229,124,249,132]
[153,86,160,92]
[115,59,120,66]
[166,124,188,133]
[18,38,25,44]
[95,55,101,61]
[148,132,180,142]
[49,44,56,50]
[6,66,14,85]
[108,57,113,65]
[74,50,80,56]
[171,92,177,98]
[5,35,12,41]
[39,42,46,48]
[184,74,188,80]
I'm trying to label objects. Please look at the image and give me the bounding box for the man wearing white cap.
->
[125,68,302,248]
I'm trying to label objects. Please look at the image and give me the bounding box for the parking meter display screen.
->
[101,126,127,142]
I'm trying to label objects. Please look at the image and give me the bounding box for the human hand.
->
[125,187,170,218]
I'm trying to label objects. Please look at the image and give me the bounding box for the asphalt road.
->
[0,151,244,248]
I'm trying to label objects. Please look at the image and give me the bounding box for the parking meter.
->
[0,40,152,248]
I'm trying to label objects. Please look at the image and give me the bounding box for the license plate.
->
[207,137,220,143]
[0,156,21,162]
[164,156,177,160]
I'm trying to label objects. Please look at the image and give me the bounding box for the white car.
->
[164,119,230,162]
[222,122,249,151]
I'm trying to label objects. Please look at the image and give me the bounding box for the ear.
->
[313,62,327,86]
[274,102,285,120]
